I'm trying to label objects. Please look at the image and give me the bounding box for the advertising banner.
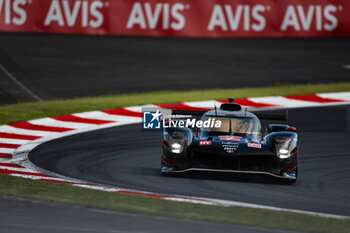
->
[0,0,349,37]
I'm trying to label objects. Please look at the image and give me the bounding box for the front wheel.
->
[283,166,298,184]
[161,158,176,175]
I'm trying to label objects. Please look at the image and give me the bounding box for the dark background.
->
[1,33,349,104]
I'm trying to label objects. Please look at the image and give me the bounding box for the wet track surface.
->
[29,105,350,216]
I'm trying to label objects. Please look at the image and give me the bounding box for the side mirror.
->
[286,126,297,132]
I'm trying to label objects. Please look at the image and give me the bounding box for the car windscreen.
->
[200,116,259,137]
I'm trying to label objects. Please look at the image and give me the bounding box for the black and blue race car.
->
[161,98,298,183]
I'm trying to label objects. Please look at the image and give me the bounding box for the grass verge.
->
[1,82,350,232]
[1,174,350,233]
[1,82,350,125]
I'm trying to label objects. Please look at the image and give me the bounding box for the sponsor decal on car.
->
[221,141,239,153]
[219,136,241,141]
[247,143,262,148]
[199,141,212,145]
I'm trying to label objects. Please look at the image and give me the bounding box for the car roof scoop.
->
[220,98,242,111]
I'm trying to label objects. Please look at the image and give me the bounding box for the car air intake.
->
[220,103,242,111]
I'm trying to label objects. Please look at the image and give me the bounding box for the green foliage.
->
[1,82,350,125]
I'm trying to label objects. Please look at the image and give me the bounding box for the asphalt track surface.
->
[0,33,350,104]
[1,196,285,233]
[29,105,350,217]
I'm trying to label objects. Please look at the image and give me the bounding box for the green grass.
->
[1,174,350,233]
[1,82,350,125]
[1,82,350,232]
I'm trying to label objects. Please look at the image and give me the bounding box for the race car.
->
[161,98,298,183]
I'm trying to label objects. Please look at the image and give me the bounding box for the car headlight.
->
[171,143,182,153]
[278,148,290,159]
[279,148,289,154]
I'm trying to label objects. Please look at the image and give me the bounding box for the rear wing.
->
[171,109,207,117]
[254,113,287,121]
[171,109,287,121]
